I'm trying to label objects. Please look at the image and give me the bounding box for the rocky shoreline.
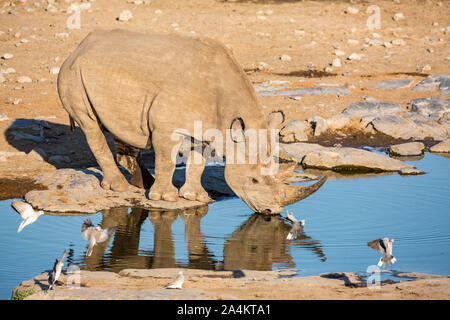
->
[12,268,450,300]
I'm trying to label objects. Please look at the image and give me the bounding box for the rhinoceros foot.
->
[149,184,179,202]
[179,184,212,203]
[101,175,129,192]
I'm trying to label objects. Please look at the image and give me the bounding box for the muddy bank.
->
[0,178,47,201]
[12,268,450,300]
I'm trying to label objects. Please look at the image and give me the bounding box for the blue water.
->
[0,153,449,299]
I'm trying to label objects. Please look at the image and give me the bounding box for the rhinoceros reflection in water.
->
[223,214,326,271]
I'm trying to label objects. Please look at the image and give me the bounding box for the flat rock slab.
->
[257,86,351,97]
[406,98,450,117]
[388,142,425,157]
[341,101,402,118]
[430,138,450,153]
[280,143,423,175]
[25,167,205,213]
[413,74,450,95]
[369,79,413,90]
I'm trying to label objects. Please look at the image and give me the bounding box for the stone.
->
[2,53,13,60]
[369,115,421,140]
[369,79,413,90]
[413,74,450,95]
[280,120,312,142]
[55,32,69,40]
[392,39,406,46]
[406,98,450,117]
[0,113,9,121]
[345,7,359,14]
[280,54,291,61]
[334,50,345,56]
[388,142,425,157]
[341,101,402,118]
[12,98,22,105]
[257,86,351,98]
[50,67,60,75]
[27,148,47,161]
[118,10,133,22]
[281,143,422,175]
[348,53,363,60]
[0,73,6,83]
[25,167,207,213]
[393,13,405,21]
[430,139,450,153]
[332,58,342,68]
[308,115,328,136]
[17,76,32,83]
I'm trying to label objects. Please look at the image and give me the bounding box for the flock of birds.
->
[11,199,397,292]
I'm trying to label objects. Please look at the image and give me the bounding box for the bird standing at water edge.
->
[367,237,397,268]
[48,249,67,290]
[165,271,184,289]
[81,219,118,257]
[11,200,44,233]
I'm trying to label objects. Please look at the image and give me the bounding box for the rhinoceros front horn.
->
[281,176,328,206]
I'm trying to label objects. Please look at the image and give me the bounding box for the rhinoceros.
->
[57,29,326,214]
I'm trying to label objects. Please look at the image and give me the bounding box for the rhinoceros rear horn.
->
[281,176,327,206]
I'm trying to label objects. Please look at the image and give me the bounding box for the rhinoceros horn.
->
[280,176,328,206]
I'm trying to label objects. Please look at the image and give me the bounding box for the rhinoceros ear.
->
[267,110,285,129]
[230,117,246,143]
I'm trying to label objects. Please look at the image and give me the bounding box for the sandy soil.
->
[1,0,449,183]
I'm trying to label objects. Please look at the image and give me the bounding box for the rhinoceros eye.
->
[252,178,259,184]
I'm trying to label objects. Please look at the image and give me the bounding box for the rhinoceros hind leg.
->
[115,139,155,189]
[148,130,179,202]
[179,150,212,203]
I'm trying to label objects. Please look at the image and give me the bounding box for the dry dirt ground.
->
[1,0,450,299]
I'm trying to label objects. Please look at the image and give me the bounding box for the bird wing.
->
[81,227,93,241]
[59,249,67,262]
[385,240,394,256]
[166,273,184,289]
[97,225,118,243]
[11,200,34,219]
[285,210,298,224]
[286,223,303,240]
[367,239,386,253]
[86,236,96,257]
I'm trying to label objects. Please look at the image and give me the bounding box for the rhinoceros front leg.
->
[179,150,211,203]
[148,130,179,201]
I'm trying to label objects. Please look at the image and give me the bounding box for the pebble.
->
[348,53,363,61]
[154,9,163,14]
[13,98,22,105]
[422,64,431,71]
[383,41,393,48]
[2,53,13,60]
[0,73,6,83]
[280,54,291,62]
[50,67,60,75]
[332,42,340,49]
[332,58,342,68]
[393,13,405,21]
[345,7,359,14]
[0,113,9,121]
[118,10,133,22]
[347,39,359,44]
[17,76,32,83]
[392,38,406,46]
[334,50,345,56]
[55,32,69,39]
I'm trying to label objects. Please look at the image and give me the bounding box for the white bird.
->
[284,209,305,240]
[165,271,184,289]
[11,200,44,233]
[81,219,118,257]
[367,237,397,268]
[48,249,67,290]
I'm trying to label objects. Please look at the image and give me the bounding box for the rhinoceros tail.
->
[69,115,76,132]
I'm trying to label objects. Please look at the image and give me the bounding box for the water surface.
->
[1,152,449,299]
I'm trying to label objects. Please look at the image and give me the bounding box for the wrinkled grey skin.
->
[58,29,326,214]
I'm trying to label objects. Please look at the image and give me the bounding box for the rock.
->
[257,86,351,98]
[369,79,413,90]
[0,113,9,121]
[388,142,425,157]
[281,143,422,175]
[280,54,291,61]
[154,9,163,14]
[383,41,393,48]
[413,74,450,95]
[332,58,342,68]
[334,50,345,56]
[369,115,420,140]
[430,139,450,153]
[118,10,133,22]
[399,167,425,175]
[17,76,32,83]
[345,7,359,14]
[392,39,406,46]
[25,168,207,213]
[280,120,312,142]
[308,116,328,136]
[393,13,405,21]
[2,53,13,60]
[55,32,69,40]
[407,98,450,117]
[12,98,22,105]
[0,72,6,83]
[49,67,60,75]
[341,101,402,118]
[27,148,47,161]
[348,53,363,60]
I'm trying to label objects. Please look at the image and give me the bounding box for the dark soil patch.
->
[0,178,47,201]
